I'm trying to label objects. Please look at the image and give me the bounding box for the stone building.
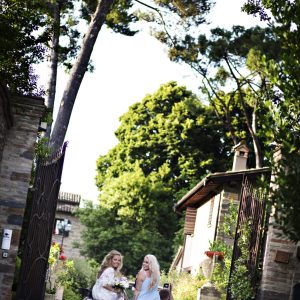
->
[51,191,85,260]
[172,142,300,299]
[173,143,270,275]
[0,83,45,299]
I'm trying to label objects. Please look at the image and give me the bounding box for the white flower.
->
[113,276,129,290]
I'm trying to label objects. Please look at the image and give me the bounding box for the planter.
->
[44,293,55,300]
[200,256,215,287]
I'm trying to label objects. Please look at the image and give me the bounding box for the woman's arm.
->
[133,270,145,300]
[99,267,119,293]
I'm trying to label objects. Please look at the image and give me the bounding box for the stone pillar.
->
[258,147,300,300]
[0,94,44,300]
[197,286,221,300]
[215,187,239,245]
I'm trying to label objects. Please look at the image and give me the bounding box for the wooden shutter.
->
[184,207,197,234]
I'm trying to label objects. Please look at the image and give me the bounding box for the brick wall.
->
[0,94,44,299]
[258,216,300,300]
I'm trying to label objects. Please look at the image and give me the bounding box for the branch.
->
[133,0,175,45]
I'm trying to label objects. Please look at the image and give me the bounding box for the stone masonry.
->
[51,212,85,260]
[0,91,45,300]
[258,218,300,300]
[257,147,300,300]
[215,187,239,244]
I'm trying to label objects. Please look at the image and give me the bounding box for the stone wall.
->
[51,212,85,260]
[258,147,300,299]
[258,216,300,300]
[215,186,239,244]
[0,94,44,300]
[0,84,13,162]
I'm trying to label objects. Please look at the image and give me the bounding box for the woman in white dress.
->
[92,250,126,300]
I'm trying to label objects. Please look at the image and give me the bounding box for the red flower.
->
[59,254,67,261]
[205,251,224,260]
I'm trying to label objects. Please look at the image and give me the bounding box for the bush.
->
[56,258,99,296]
[63,287,81,300]
[160,270,206,300]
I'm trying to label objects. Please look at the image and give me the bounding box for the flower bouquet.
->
[113,276,129,294]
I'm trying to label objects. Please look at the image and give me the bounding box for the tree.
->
[44,0,82,138]
[48,0,116,151]
[78,82,231,274]
[96,81,230,196]
[243,0,300,241]
[0,0,49,94]
[78,166,177,275]
[46,0,214,152]
[155,24,280,168]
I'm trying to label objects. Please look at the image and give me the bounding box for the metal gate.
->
[16,143,67,300]
[227,176,268,300]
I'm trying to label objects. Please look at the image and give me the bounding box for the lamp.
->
[57,219,72,248]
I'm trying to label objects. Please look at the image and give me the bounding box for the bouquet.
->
[113,276,129,293]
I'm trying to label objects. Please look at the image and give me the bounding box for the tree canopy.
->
[0,0,49,94]
[96,81,230,195]
[78,82,231,274]
[243,0,300,241]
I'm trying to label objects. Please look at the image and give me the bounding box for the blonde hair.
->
[97,250,123,278]
[145,254,160,290]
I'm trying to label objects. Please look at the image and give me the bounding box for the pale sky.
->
[36,0,262,202]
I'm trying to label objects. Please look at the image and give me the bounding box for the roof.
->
[174,167,271,213]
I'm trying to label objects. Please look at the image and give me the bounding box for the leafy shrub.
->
[160,270,206,300]
[63,287,81,300]
[56,258,98,296]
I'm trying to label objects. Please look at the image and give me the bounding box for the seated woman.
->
[92,250,127,300]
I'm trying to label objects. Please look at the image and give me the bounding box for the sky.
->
[36,0,263,202]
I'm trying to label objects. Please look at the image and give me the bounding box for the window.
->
[207,198,215,227]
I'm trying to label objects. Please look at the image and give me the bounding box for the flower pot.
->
[200,256,215,287]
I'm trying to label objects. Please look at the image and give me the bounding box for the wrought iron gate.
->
[227,176,268,300]
[16,143,67,300]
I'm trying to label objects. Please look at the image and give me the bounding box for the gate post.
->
[0,92,45,300]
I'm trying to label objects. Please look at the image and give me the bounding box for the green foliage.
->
[243,0,300,242]
[0,0,49,94]
[155,0,212,26]
[46,286,56,295]
[208,202,238,296]
[160,270,206,300]
[56,258,97,297]
[271,151,300,242]
[96,81,230,193]
[34,134,51,159]
[78,167,178,275]
[62,287,81,300]
[80,0,138,36]
[229,221,256,300]
[79,82,231,275]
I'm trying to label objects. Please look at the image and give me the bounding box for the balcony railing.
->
[58,191,81,206]
[56,204,78,214]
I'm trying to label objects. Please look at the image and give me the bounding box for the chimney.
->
[232,141,249,171]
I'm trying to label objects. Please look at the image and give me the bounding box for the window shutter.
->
[184,207,197,235]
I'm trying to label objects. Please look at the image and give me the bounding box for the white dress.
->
[92,267,124,300]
